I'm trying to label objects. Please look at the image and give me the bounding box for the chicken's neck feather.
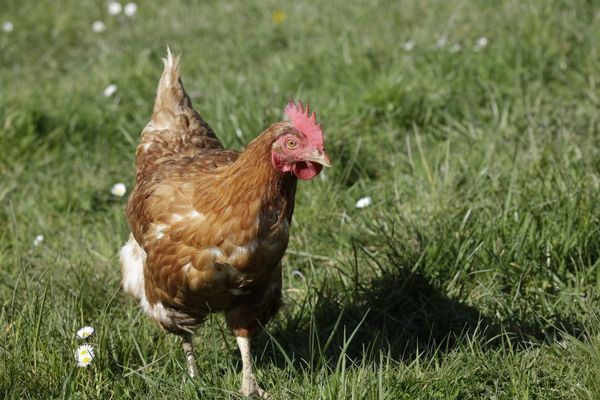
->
[234,128,297,233]
[192,125,297,236]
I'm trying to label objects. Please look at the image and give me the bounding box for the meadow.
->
[1,0,599,398]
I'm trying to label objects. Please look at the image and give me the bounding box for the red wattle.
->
[292,161,322,180]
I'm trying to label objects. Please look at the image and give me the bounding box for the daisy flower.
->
[355,196,372,209]
[403,39,415,51]
[33,235,44,246]
[110,183,127,197]
[76,326,95,340]
[124,2,137,17]
[108,1,122,15]
[91,21,106,33]
[2,21,14,33]
[473,36,489,52]
[104,84,118,97]
[75,344,95,367]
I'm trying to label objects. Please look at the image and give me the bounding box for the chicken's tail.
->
[135,47,223,182]
[151,47,193,123]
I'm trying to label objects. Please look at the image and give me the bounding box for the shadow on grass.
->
[258,239,586,369]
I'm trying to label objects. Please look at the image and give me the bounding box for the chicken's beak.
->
[305,149,332,167]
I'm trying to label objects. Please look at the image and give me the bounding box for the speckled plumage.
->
[123,51,298,338]
[120,50,329,396]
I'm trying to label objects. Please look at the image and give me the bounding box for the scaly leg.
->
[236,336,269,398]
[182,334,198,378]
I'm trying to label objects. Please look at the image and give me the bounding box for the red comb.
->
[284,101,324,147]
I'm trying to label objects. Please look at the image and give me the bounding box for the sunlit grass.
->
[1,0,599,398]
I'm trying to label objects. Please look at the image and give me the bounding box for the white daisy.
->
[91,20,106,33]
[473,36,489,52]
[33,235,44,246]
[124,2,137,17]
[355,196,372,209]
[76,326,95,340]
[103,84,117,97]
[2,21,14,33]
[110,183,127,197]
[75,344,95,367]
[403,39,415,51]
[235,128,243,139]
[107,1,122,15]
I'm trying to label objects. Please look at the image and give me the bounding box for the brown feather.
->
[135,50,224,183]
[125,52,297,335]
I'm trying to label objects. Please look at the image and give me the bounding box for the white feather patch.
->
[120,234,175,327]
[119,235,146,300]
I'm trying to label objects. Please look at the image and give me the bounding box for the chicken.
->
[119,49,330,397]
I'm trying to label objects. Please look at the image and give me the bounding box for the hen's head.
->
[271,101,331,180]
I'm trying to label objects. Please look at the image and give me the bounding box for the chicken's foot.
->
[236,336,269,398]
[182,334,198,378]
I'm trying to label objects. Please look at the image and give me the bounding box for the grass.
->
[1,0,600,398]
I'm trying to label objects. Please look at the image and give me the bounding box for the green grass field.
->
[1,0,600,398]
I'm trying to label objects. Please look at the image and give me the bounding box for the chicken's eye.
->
[286,139,297,149]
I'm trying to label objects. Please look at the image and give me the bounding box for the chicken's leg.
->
[182,334,198,378]
[236,336,269,398]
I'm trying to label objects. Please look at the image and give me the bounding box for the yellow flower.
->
[272,9,286,24]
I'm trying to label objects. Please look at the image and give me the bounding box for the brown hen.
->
[119,49,330,397]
